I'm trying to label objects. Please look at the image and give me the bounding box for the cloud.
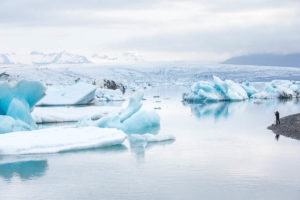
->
[0,0,299,62]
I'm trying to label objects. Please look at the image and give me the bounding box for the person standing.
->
[275,111,280,125]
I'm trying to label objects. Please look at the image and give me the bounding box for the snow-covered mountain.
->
[31,51,91,65]
[0,53,14,64]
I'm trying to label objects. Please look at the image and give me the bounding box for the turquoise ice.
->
[0,80,45,133]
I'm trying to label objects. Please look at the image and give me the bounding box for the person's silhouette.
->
[275,111,280,125]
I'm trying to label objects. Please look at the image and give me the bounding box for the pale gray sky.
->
[0,0,299,63]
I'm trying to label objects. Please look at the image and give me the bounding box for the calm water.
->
[1,86,300,200]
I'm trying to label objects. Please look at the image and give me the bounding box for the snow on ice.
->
[0,126,127,155]
[37,82,96,106]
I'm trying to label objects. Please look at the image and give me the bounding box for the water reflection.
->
[129,138,175,163]
[0,160,48,181]
[184,98,299,121]
[183,101,245,121]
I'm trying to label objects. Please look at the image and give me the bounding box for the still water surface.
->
[1,87,300,200]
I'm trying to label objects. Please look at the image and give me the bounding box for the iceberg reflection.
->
[0,160,48,181]
[184,101,246,120]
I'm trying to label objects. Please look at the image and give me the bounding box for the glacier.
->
[37,82,96,106]
[0,80,46,133]
[183,76,300,102]
[0,126,127,155]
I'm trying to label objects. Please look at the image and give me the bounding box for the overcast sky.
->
[0,0,299,62]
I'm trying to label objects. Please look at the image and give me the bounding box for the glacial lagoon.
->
[1,86,300,200]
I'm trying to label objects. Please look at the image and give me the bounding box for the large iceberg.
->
[79,91,160,134]
[0,80,46,133]
[37,82,96,106]
[183,76,248,102]
[183,76,300,102]
[0,126,127,155]
[251,80,300,99]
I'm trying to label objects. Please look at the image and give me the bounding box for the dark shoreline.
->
[268,113,300,140]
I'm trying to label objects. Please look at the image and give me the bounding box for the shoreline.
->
[268,113,300,140]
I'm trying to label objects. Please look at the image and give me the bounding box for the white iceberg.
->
[37,82,96,106]
[95,88,125,101]
[251,80,300,99]
[32,105,121,123]
[0,126,127,155]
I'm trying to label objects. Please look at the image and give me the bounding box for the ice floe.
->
[37,82,96,106]
[183,76,300,102]
[79,91,160,134]
[32,106,121,123]
[0,80,46,133]
[0,126,127,155]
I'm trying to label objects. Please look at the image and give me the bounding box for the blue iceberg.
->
[183,76,249,103]
[183,76,300,102]
[79,91,160,134]
[0,80,46,133]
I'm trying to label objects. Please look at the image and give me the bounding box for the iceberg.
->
[32,106,121,123]
[251,80,300,99]
[0,80,46,133]
[183,76,248,102]
[183,76,300,102]
[37,82,96,106]
[95,88,126,101]
[0,116,32,134]
[0,126,127,155]
[80,91,160,134]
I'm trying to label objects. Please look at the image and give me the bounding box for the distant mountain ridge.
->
[30,51,91,65]
[222,53,300,67]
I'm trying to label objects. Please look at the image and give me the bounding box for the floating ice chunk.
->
[183,76,248,102]
[122,110,160,134]
[0,126,127,155]
[129,133,175,143]
[32,106,121,123]
[119,91,143,122]
[0,80,45,132]
[37,82,96,106]
[0,116,32,134]
[81,91,160,134]
[0,80,45,113]
[95,88,126,101]
[251,80,300,99]
[241,81,257,97]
